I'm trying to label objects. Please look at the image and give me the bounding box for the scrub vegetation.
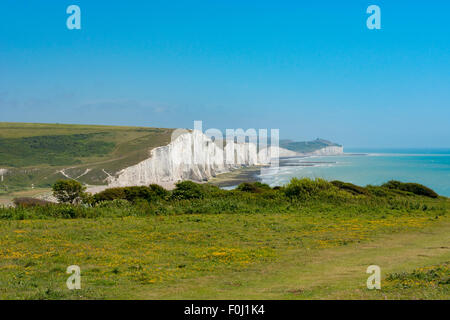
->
[0,178,448,299]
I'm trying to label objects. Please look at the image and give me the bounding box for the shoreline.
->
[208,166,263,188]
[207,154,347,188]
[207,153,363,189]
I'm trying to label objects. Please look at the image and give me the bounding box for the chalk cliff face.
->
[305,146,344,156]
[107,131,343,187]
[108,131,272,187]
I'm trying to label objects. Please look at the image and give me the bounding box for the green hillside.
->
[0,123,174,192]
[280,138,341,153]
[0,123,342,193]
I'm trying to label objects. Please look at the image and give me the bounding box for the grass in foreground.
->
[0,179,449,299]
[0,213,448,299]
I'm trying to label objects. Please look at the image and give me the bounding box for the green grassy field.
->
[0,180,448,300]
[0,211,447,299]
[0,122,174,191]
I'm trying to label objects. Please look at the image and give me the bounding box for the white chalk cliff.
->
[107,131,342,187]
[303,146,344,156]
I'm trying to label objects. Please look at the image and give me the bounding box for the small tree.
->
[52,180,86,204]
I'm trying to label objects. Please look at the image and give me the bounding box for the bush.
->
[94,188,127,202]
[172,181,206,200]
[284,178,332,199]
[94,185,170,204]
[236,182,271,193]
[148,184,170,199]
[382,180,438,198]
[366,185,390,197]
[13,197,54,208]
[52,180,86,204]
[331,180,368,195]
[122,186,154,202]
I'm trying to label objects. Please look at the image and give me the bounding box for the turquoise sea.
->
[258,148,450,197]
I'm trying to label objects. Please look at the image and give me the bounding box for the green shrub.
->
[55,205,78,218]
[52,180,86,204]
[331,180,368,195]
[366,185,390,197]
[284,178,332,199]
[236,182,271,193]
[0,177,444,220]
[149,184,170,199]
[382,180,438,198]
[94,185,170,204]
[123,186,154,202]
[201,184,227,197]
[94,188,127,202]
[172,181,206,200]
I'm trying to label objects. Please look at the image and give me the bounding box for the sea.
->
[257,148,450,197]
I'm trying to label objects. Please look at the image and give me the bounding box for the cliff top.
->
[280,138,342,154]
[0,122,174,190]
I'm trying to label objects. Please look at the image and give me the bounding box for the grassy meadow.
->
[0,122,174,191]
[0,179,448,299]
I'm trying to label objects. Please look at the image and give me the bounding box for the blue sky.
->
[1,1,449,148]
